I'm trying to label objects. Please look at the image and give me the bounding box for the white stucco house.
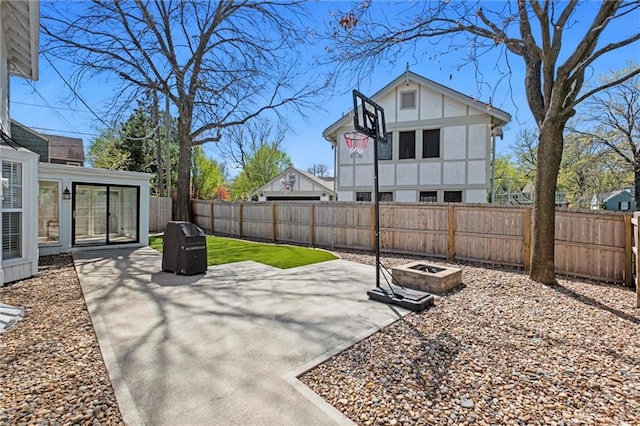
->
[251,167,335,201]
[323,71,511,203]
[0,1,151,285]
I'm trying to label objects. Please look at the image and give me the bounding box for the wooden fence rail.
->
[191,200,634,286]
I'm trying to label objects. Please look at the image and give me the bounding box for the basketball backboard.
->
[352,90,388,144]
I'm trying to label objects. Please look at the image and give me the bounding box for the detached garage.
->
[252,167,335,202]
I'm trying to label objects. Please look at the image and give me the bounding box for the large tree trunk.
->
[175,118,193,222]
[529,121,565,284]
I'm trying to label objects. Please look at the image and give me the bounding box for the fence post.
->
[271,203,277,242]
[624,214,632,287]
[210,201,215,234]
[523,207,532,271]
[447,205,455,260]
[309,203,315,246]
[238,203,243,238]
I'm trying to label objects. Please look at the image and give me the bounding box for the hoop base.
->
[367,286,434,312]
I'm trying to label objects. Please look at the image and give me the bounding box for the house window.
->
[378,192,393,202]
[356,192,372,202]
[423,129,440,158]
[38,181,60,243]
[378,132,392,160]
[400,91,416,109]
[419,191,437,202]
[2,161,23,259]
[444,191,463,203]
[399,131,416,159]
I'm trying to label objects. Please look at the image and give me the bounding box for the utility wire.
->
[23,79,79,134]
[41,52,112,130]
[12,100,87,113]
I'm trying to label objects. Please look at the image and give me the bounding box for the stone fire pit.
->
[391,261,462,295]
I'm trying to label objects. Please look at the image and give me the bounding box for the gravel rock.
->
[300,250,640,425]
[0,255,123,424]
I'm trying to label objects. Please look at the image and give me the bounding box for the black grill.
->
[162,221,208,275]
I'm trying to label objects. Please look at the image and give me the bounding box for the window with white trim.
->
[2,161,23,259]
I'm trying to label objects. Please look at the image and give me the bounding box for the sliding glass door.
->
[73,183,139,246]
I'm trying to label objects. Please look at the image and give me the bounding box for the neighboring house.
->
[323,70,511,203]
[591,187,636,211]
[251,167,335,201]
[0,1,151,285]
[11,120,85,165]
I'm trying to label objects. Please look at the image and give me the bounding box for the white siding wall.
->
[334,79,494,203]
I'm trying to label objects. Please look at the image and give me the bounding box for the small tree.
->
[570,66,640,208]
[87,128,131,170]
[230,145,293,201]
[191,146,226,200]
[87,103,179,195]
[307,164,330,177]
[511,128,539,183]
[493,155,528,197]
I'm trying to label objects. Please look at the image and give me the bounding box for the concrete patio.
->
[73,246,408,425]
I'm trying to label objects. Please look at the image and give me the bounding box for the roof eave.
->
[4,1,39,81]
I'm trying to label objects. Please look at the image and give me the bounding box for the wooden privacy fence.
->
[191,200,633,286]
[149,196,172,232]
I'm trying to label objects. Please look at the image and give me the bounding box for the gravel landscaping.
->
[1,251,639,426]
[0,255,123,425]
[301,251,640,425]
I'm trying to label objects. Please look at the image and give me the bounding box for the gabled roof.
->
[10,119,47,142]
[41,133,85,163]
[296,168,335,191]
[252,166,335,196]
[604,187,634,203]
[1,0,39,80]
[323,70,511,143]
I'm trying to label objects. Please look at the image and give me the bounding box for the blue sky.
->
[10,1,639,177]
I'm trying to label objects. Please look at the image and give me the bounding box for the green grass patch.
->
[149,235,337,269]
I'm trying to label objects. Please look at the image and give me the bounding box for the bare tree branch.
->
[42,0,325,220]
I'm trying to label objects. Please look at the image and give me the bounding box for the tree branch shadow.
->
[545,282,640,325]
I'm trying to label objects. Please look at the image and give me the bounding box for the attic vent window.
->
[400,91,416,110]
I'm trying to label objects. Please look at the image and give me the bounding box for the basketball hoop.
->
[344,131,369,158]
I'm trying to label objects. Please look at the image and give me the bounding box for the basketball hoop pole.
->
[352,89,434,312]
[372,120,382,290]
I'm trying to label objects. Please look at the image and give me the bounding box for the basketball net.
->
[343,131,369,158]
